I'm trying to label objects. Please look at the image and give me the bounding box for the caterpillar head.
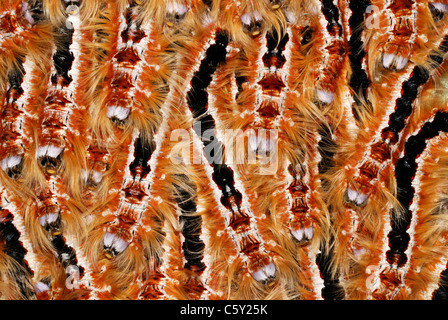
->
[36,143,64,175]
[38,204,63,237]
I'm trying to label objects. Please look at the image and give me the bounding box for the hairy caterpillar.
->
[3,0,448,301]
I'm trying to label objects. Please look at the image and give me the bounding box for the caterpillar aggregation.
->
[1,0,448,300]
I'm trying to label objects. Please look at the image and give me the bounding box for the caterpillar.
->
[3,0,448,301]
[324,0,448,299]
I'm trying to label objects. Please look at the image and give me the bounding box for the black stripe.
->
[51,234,84,275]
[382,67,430,141]
[433,267,448,299]
[0,210,35,299]
[262,28,288,69]
[382,39,448,268]
[129,136,154,179]
[201,0,213,9]
[348,0,371,117]
[50,14,75,86]
[174,181,205,272]
[318,125,337,175]
[316,247,345,300]
[28,0,44,24]
[7,56,25,92]
[265,28,289,52]
[187,31,229,115]
[382,37,448,142]
[300,26,313,46]
[321,0,342,36]
[389,112,448,267]
[187,31,238,195]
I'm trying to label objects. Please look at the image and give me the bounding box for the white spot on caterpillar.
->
[0,156,22,171]
[167,2,188,15]
[251,262,276,282]
[346,187,369,206]
[432,2,448,12]
[22,2,35,25]
[383,53,395,69]
[316,89,334,104]
[91,170,103,184]
[383,53,408,70]
[34,282,51,294]
[106,106,130,121]
[291,227,314,242]
[38,212,59,227]
[248,134,276,154]
[396,56,408,70]
[240,11,262,26]
[103,232,129,253]
[37,145,63,158]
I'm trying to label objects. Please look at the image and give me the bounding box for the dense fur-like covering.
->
[2,0,448,300]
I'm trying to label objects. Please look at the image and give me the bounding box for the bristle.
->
[3,0,448,301]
